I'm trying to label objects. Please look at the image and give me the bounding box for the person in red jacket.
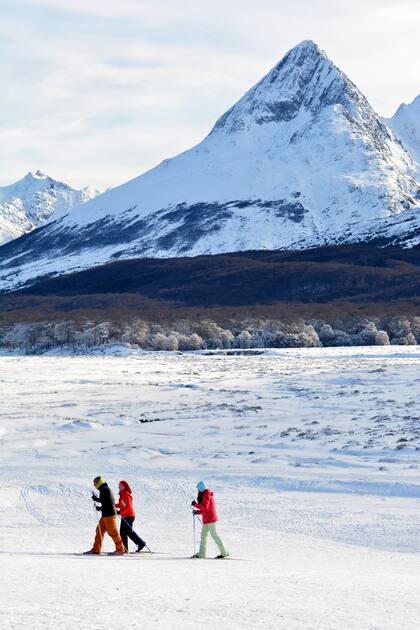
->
[115,480,146,553]
[191,481,229,558]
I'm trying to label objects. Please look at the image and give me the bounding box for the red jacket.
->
[193,489,218,524]
[116,481,135,518]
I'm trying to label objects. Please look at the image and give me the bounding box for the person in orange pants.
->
[84,476,125,555]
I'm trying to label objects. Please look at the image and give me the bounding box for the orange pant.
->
[93,516,125,553]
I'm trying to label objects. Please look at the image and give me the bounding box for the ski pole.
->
[195,514,203,526]
[192,510,196,556]
[93,496,103,544]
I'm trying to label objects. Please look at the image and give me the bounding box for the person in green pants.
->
[191,481,229,559]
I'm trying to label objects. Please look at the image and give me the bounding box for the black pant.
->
[120,516,146,552]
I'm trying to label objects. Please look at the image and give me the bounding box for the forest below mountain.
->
[1,244,419,353]
[6,244,420,305]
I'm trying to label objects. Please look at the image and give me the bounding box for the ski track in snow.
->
[0,347,419,629]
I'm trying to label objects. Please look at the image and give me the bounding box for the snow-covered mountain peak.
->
[0,172,100,245]
[0,42,419,291]
[394,94,420,117]
[272,38,326,74]
[210,40,366,135]
[18,170,51,186]
[285,38,321,53]
[28,169,48,180]
[385,94,420,173]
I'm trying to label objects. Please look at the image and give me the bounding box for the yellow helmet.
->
[93,476,105,489]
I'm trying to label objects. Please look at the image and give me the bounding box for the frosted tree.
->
[237,330,252,349]
[374,330,390,345]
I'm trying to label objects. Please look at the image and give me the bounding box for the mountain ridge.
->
[385,94,420,175]
[0,170,100,246]
[0,40,419,292]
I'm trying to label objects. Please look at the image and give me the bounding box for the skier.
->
[84,476,125,555]
[191,480,229,559]
[116,480,147,553]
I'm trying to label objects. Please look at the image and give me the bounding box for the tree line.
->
[1,315,418,354]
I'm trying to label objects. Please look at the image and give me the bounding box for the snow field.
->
[0,347,419,629]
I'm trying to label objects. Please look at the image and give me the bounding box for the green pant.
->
[199,522,228,558]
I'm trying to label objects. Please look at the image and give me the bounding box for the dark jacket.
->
[93,483,117,517]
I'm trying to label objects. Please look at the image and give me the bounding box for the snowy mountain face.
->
[0,170,99,246]
[385,95,420,174]
[0,41,419,291]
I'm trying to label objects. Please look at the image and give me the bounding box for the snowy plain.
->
[0,347,419,629]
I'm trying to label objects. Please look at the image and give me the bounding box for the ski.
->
[128,551,168,555]
[186,556,248,561]
[189,556,231,560]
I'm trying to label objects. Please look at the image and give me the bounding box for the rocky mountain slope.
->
[0,41,419,292]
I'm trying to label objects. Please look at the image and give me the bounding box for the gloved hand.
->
[91,493,97,501]
[193,510,200,515]
[96,506,101,512]
[191,500,196,507]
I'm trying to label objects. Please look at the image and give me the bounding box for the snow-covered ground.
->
[0,347,419,629]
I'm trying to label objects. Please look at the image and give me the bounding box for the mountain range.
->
[0,40,419,293]
[0,170,99,246]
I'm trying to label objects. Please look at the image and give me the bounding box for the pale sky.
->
[1,0,419,189]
